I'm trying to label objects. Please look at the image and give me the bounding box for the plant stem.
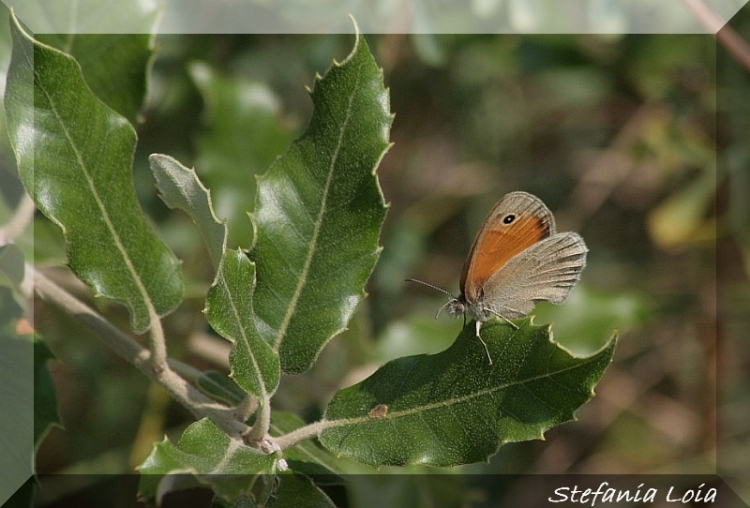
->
[235,394,259,422]
[147,308,168,370]
[245,397,272,444]
[32,268,249,439]
[273,419,336,450]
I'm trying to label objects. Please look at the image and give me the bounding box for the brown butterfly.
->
[408,191,588,364]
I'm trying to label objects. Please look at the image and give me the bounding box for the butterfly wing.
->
[461,192,556,303]
[481,232,588,319]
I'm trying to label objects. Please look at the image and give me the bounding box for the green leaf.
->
[190,62,294,249]
[319,319,617,467]
[138,418,280,503]
[150,154,227,270]
[4,15,183,333]
[150,154,279,398]
[251,32,391,374]
[206,249,280,398]
[37,34,155,124]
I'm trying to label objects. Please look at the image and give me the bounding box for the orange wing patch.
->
[466,215,548,283]
[461,215,549,298]
[457,192,556,302]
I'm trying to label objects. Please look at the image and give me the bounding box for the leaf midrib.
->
[209,436,242,474]
[272,59,363,352]
[220,270,270,398]
[325,352,606,428]
[36,57,157,328]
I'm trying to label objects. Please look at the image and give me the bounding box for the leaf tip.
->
[9,8,31,39]
[346,13,362,50]
[347,13,361,35]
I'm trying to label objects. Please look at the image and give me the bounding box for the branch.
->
[273,419,337,451]
[146,306,168,371]
[32,268,250,439]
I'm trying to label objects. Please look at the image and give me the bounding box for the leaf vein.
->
[272,60,363,350]
[219,275,268,399]
[37,67,157,328]
[328,353,604,429]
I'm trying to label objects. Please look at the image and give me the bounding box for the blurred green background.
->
[1,1,748,506]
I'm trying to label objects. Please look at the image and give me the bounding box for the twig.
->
[235,394,259,422]
[146,308,168,371]
[273,419,337,451]
[245,399,272,444]
[32,268,250,440]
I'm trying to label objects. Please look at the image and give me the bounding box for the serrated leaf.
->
[37,33,155,124]
[319,319,617,467]
[150,154,279,399]
[150,154,227,270]
[138,418,280,503]
[4,16,183,333]
[251,32,390,374]
[206,249,280,398]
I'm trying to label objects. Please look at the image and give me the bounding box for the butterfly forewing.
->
[461,192,556,301]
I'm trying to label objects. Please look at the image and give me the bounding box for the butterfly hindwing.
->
[480,232,588,318]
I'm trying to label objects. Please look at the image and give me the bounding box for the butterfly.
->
[408,191,588,364]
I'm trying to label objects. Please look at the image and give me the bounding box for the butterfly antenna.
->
[404,278,453,296]
[405,279,456,319]
[406,279,456,319]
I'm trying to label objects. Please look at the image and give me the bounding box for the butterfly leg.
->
[475,321,493,365]
[488,309,519,330]
[501,315,519,330]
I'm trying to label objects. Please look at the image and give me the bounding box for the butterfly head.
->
[441,294,466,319]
